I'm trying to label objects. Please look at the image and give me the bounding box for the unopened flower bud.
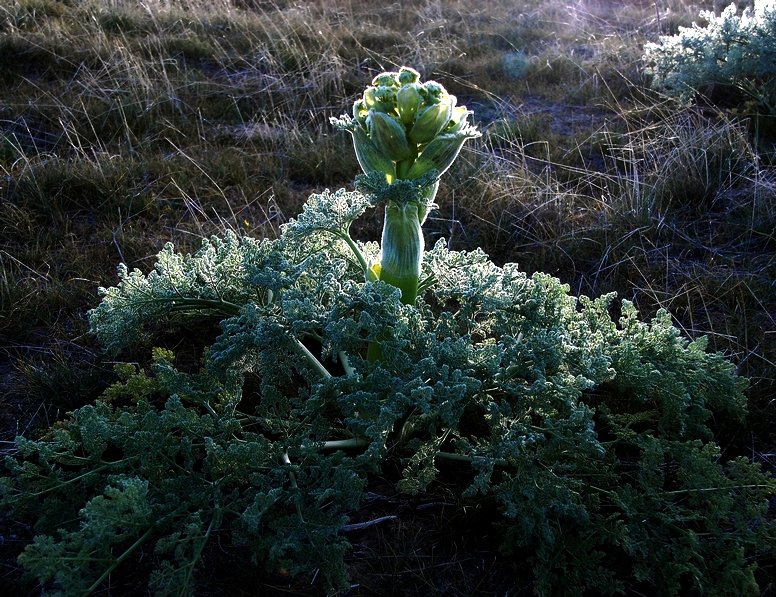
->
[363,86,378,108]
[353,99,368,122]
[396,83,423,125]
[409,99,453,144]
[371,86,397,113]
[422,81,445,101]
[368,110,413,161]
[398,66,420,85]
[406,133,468,179]
[351,125,396,183]
[372,72,400,87]
[335,66,480,219]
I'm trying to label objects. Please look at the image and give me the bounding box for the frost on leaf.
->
[88,232,278,354]
[282,188,375,244]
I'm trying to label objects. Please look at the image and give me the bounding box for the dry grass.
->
[1,0,774,592]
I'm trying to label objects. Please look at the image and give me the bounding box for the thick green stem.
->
[379,202,423,305]
[368,201,424,362]
[338,351,355,377]
[293,339,331,379]
[434,451,508,467]
[282,451,305,523]
[320,438,370,451]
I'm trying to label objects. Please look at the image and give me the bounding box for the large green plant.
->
[2,69,773,596]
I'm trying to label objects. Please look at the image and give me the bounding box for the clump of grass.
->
[15,345,116,412]
[603,102,761,214]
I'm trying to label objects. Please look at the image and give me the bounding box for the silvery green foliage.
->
[644,1,776,112]
[3,186,773,595]
[282,187,377,245]
[89,233,274,354]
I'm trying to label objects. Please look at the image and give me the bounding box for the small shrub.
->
[644,1,776,115]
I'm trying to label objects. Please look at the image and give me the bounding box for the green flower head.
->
[331,66,480,185]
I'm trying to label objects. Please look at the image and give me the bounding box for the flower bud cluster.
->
[332,67,480,185]
[331,67,481,309]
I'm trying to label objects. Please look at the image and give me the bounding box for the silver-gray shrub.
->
[644,2,776,113]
